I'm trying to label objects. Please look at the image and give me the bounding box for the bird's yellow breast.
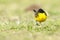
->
[35,13,47,22]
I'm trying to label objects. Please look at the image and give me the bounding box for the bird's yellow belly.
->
[35,13,47,22]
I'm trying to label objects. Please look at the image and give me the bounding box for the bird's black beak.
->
[33,9,36,13]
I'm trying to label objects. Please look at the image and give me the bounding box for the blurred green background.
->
[0,0,60,40]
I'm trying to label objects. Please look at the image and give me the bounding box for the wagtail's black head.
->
[38,8,45,13]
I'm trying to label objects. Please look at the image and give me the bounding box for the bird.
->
[25,4,48,25]
[33,8,47,25]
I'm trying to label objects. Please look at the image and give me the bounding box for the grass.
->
[0,0,60,40]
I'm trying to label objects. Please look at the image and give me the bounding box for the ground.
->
[0,0,60,40]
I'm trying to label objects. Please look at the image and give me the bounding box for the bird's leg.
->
[39,22,42,26]
[36,21,40,26]
[36,23,39,26]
